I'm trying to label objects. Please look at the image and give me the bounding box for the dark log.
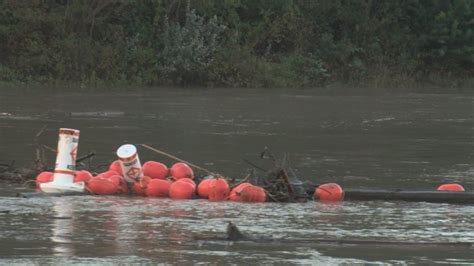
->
[343,189,474,204]
[76,151,96,163]
[303,182,474,204]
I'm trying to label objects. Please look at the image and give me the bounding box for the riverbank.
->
[1,72,473,94]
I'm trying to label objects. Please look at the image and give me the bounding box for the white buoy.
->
[40,128,85,193]
[117,144,142,183]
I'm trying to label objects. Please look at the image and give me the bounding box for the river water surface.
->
[0,88,473,264]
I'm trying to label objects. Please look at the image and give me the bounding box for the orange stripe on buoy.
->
[119,153,137,162]
[54,169,76,175]
[59,129,80,136]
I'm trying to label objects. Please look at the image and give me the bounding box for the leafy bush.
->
[156,5,225,85]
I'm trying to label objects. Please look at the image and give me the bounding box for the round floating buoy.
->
[98,170,121,179]
[74,170,93,184]
[132,176,151,196]
[177,178,196,189]
[437,183,465,192]
[146,179,172,197]
[40,128,84,193]
[143,161,169,180]
[229,182,252,201]
[240,185,266,203]
[314,183,344,202]
[87,176,119,195]
[197,179,213,199]
[208,178,230,201]
[107,174,129,194]
[169,180,195,199]
[109,160,123,176]
[35,171,54,188]
[170,162,194,180]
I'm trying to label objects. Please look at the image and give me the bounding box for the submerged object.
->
[35,171,54,188]
[40,128,85,193]
[314,183,344,202]
[146,179,172,197]
[437,183,465,192]
[117,144,142,183]
[229,182,252,201]
[208,178,230,201]
[169,179,195,199]
[211,222,473,249]
[240,185,266,203]
[170,162,194,180]
[143,161,169,179]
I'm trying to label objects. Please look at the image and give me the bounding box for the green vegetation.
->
[0,0,472,90]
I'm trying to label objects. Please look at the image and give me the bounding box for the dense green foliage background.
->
[0,0,472,89]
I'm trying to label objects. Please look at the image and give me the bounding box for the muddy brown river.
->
[0,88,473,264]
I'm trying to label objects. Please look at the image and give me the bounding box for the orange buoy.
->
[74,170,93,184]
[314,183,344,202]
[229,182,253,201]
[35,171,54,188]
[109,160,123,175]
[170,162,194,180]
[240,185,266,203]
[107,174,129,194]
[98,170,121,179]
[177,178,196,189]
[132,176,151,196]
[437,183,465,192]
[169,180,195,199]
[146,179,172,197]
[197,179,213,199]
[143,161,169,179]
[87,176,119,195]
[208,178,230,201]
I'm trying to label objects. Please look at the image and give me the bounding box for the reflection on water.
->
[51,199,74,256]
[0,88,473,263]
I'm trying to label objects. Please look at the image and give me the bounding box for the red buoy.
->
[240,185,266,203]
[197,179,213,199]
[146,179,172,197]
[74,170,93,184]
[109,160,123,175]
[177,178,196,189]
[98,170,120,179]
[143,161,169,179]
[170,162,194,180]
[35,171,53,188]
[87,176,119,195]
[208,178,230,201]
[132,176,151,196]
[229,182,252,201]
[437,183,465,192]
[169,180,195,199]
[314,183,344,202]
[107,174,129,194]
